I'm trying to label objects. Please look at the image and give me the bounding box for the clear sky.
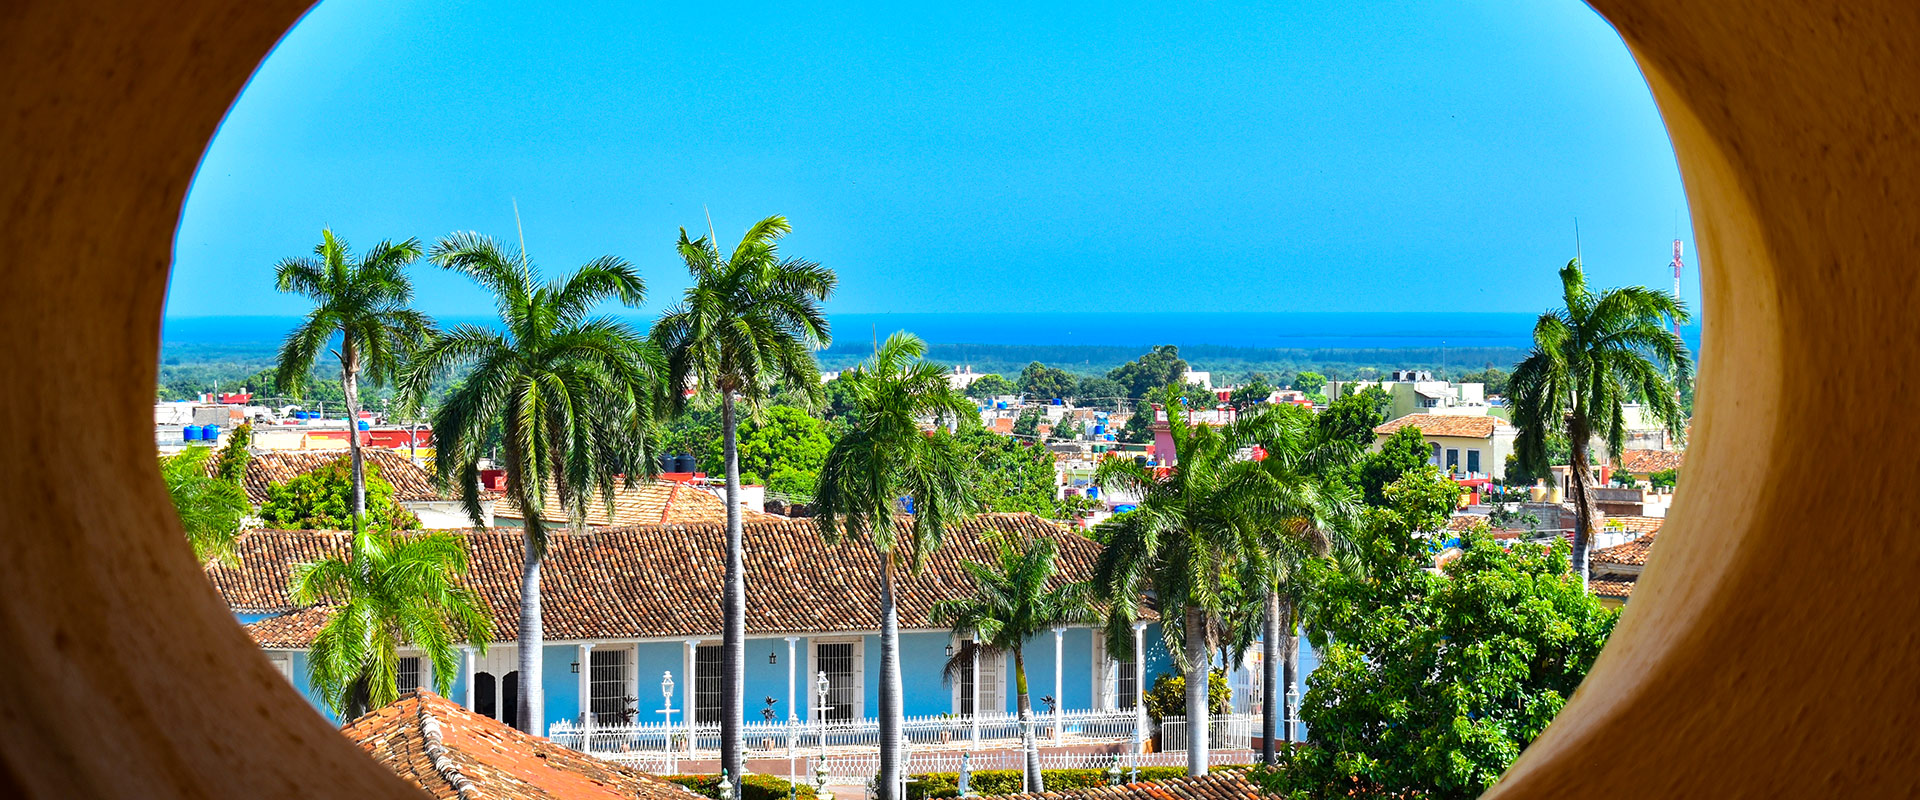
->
[167,0,1697,319]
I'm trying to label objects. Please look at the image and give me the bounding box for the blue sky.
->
[168,0,1696,319]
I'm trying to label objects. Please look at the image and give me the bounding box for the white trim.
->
[811,636,865,720]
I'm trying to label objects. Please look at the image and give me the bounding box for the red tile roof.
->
[1619,449,1684,474]
[344,689,702,800]
[231,448,496,505]
[244,606,333,649]
[1590,578,1637,600]
[978,770,1270,800]
[1372,414,1510,439]
[495,481,778,527]
[1593,530,1659,567]
[209,513,1105,646]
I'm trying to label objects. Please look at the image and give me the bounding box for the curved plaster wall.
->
[0,0,1915,796]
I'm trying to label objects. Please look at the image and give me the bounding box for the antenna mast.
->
[1671,239,1685,337]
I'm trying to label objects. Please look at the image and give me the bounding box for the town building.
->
[1328,370,1500,422]
[1371,414,1516,480]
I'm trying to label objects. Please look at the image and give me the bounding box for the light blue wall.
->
[235,611,275,626]
[899,631,953,717]
[744,636,807,722]
[542,644,579,732]
[633,640,683,721]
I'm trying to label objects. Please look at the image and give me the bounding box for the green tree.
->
[1648,467,1680,489]
[1092,387,1304,776]
[260,459,421,531]
[290,526,493,720]
[1141,670,1231,722]
[1289,371,1327,396]
[1456,366,1511,396]
[1354,426,1432,506]
[272,230,434,525]
[956,428,1060,516]
[1255,470,1616,800]
[822,374,862,420]
[1018,362,1076,401]
[1177,381,1219,409]
[214,422,254,484]
[1050,417,1082,442]
[1228,375,1275,412]
[1071,376,1126,411]
[931,536,1096,792]
[1116,407,1155,444]
[160,446,249,564]
[735,405,832,488]
[1011,408,1044,439]
[1316,385,1389,447]
[815,332,981,800]
[1107,345,1188,399]
[404,231,661,734]
[1510,258,1691,586]
[965,373,1017,400]
[651,215,835,784]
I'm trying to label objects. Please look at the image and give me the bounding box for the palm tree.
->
[401,232,661,733]
[1092,386,1283,776]
[290,525,493,720]
[159,445,249,564]
[931,536,1097,793]
[815,332,979,800]
[1236,405,1360,762]
[1510,258,1691,587]
[273,230,434,525]
[651,215,834,785]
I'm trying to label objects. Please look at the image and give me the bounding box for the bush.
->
[260,459,420,530]
[1648,468,1679,490]
[906,767,1192,800]
[1142,669,1231,722]
[666,774,816,800]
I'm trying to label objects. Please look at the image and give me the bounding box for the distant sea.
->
[162,312,1703,353]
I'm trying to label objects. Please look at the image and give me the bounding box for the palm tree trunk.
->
[720,392,745,793]
[1183,606,1209,777]
[1280,597,1299,746]
[1568,428,1598,589]
[346,673,372,722]
[879,551,904,800]
[341,340,367,521]
[517,539,544,733]
[1013,647,1043,793]
[1260,591,1279,764]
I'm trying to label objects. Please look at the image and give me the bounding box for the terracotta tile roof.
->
[978,770,1270,800]
[1604,515,1667,535]
[1590,578,1637,600]
[495,481,778,527]
[245,606,334,648]
[1593,530,1659,567]
[344,689,702,800]
[232,447,494,505]
[1371,414,1510,439]
[1619,449,1685,474]
[209,513,1106,645]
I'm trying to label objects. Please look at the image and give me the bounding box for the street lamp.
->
[660,671,679,773]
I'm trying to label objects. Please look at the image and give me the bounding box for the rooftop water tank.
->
[1087,486,1099,499]
[1134,455,1148,467]
[898,496,915,514]
[182,425,201,442]
[357,419,370,431]
[202,424,220,440]
[1092,424,1105,435]
[660,453,677,473]
[1113,504,1138,514]
[675,453,696,474]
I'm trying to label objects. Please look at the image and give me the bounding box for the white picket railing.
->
[1157,714,1257,752]
[551,709,1148,757]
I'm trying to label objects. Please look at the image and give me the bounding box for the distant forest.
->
[159,338,1526,404]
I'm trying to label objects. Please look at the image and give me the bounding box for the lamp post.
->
[785,637,799,793]
[1131,622,1147,783]
[660,671,679,774]
[814,671,831,794]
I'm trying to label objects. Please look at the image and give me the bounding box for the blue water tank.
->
[1092,424,1105,435]
[1087,486,1099,500]
[898,496,915,514]
[202,425,220,440]
[996,402,1007,410]
[1113,504,1137,514]
[182,425,201,442]
[357,419,370,431]
[675,453,696,474]
[659,453,677,473]
[1052,398,1063,405]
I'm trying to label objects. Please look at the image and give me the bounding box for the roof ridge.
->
[414,692,480,800]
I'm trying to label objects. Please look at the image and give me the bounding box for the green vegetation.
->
[1648,467,1679,489]
[260,459,420,531]
[1106,345,1189,399]
[931,536,1097,791]
[1227,374,1275,411]
[1510,258,1691,585]
[1288,371,1326,396]
[964,373,1016,399]
[956,428,1062,517]
[291,526,493,721]
[906,767,1194,800]
[160,445,250,564]
[1254,470,1616,800]
[1017,361,1076,400]
[1350,425,1432,507]
[815,331,982,798]
[1140,670,1230,722]
[1315,385,1388,447]
[666,774,817,800]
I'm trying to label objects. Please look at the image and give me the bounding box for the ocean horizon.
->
[162,312,1704,353]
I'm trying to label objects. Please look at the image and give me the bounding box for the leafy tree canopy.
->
[735,405,832,488]
[1018,362,1076,401]
[1257,469,1616,800]
[1070,375,1125,410]
[1012,408,1045,439]
[1228,375,1275,411]
[1116,408,1155,444]
[1353,425,1432,507]
[1107,345,1188,399]
[1317,385,1389,448]
[956,428,1064,517]
[1455,366,1511,396]
[1141,670,1232,722]
[965,373,1017,399]
[1289,371,1327,396]
[261,460,421,531]
[161,445,249,564]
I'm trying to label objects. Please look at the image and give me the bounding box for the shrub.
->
[666,774,817,800]
[1648,468,1679,489]
[1142,669,1230,722]
[260,459,420,530]
[905,767,1192,800]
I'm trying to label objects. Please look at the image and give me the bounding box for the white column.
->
[462,646,475,710]
[969,638,980,744]
[785,637,799,721]
[578,643,595,729]
[1051,627,1065,743]
[1132,622,1147,779]
[631,641,642,725]
[684,639,700,756]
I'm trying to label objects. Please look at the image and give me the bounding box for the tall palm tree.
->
[651,215,834,785]
[273,230,434,524]
[291,525,493,720]
[815,332,979,800]
[1238,404,1360,762]
[1092,386,1283,777]
[402,232,661,733]
[931,536,1097,793]
[1510,258,1691,587]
